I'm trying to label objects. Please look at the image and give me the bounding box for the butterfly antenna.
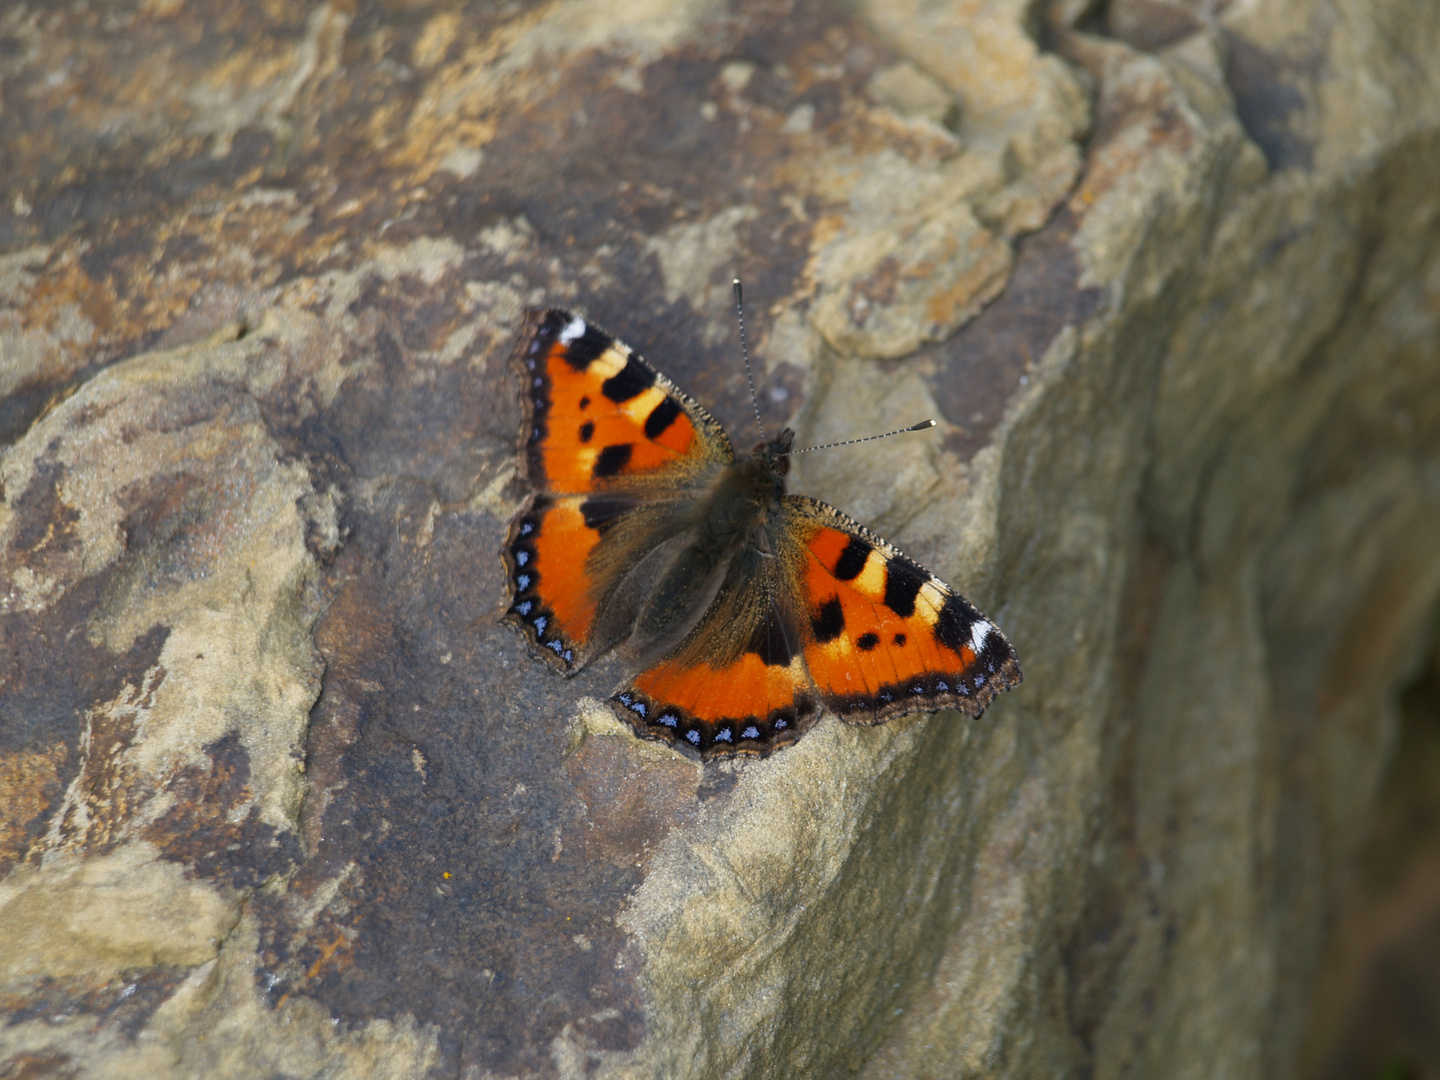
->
[733,278,766,440]
[791,420,937,455]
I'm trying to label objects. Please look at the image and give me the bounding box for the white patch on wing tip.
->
[560,316,587,344]
[969,620,992,654]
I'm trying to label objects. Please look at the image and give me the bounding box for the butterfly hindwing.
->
[504,488,709,673]
[614,648,817,759]
[505,491,620,671]
[780,497,1022,724]
[514,309,733,494]
[611,548,818,759]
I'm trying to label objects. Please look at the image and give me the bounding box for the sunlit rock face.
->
[1,0,1438,1077]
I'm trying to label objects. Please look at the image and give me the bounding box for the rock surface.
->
[1,0,1438,1078]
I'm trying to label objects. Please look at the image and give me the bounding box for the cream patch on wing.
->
[587,343,629,379]
[620,385,668,423]
[916,580,947,625]
[853,550,887,599]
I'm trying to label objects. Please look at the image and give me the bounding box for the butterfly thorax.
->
[709,427,793,519]
[699,429,795,546]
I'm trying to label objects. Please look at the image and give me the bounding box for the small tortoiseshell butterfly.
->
[502,306,1022,760]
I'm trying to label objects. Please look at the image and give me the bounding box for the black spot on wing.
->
[812,596,844,643]
[561,324,611,371]
[643,396,682,439]
[579,493,638,534]
[601,356,656,403]
[935,593,981,655]
[832,537,871,581]
[856,632,879,652]
[883,560,924,618]
[892,633,906,647]
[593,443,633,478]
[746,606,794,667]
[579,420,594,443]
[977,627,1016,674]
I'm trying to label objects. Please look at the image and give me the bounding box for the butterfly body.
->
[503,309,1021,760]
[629,430,790,650]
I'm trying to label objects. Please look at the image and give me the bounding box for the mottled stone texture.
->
[0,0,1437,1077]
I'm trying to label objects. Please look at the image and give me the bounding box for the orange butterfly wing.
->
[782,497,1021,724]
[503,311,730,671]
[613,546,818,757]
[503,493,610,671]
[616,651,816,758]
[514,309,731,493]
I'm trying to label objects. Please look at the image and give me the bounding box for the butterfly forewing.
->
[778,497,1021,724]
[514,309,733,493]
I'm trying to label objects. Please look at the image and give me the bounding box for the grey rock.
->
[1,0,1437,1077]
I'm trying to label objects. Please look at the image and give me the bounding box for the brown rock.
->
[1,0,1438,1077]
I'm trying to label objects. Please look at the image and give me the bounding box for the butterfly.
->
[501,307,1022,760]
